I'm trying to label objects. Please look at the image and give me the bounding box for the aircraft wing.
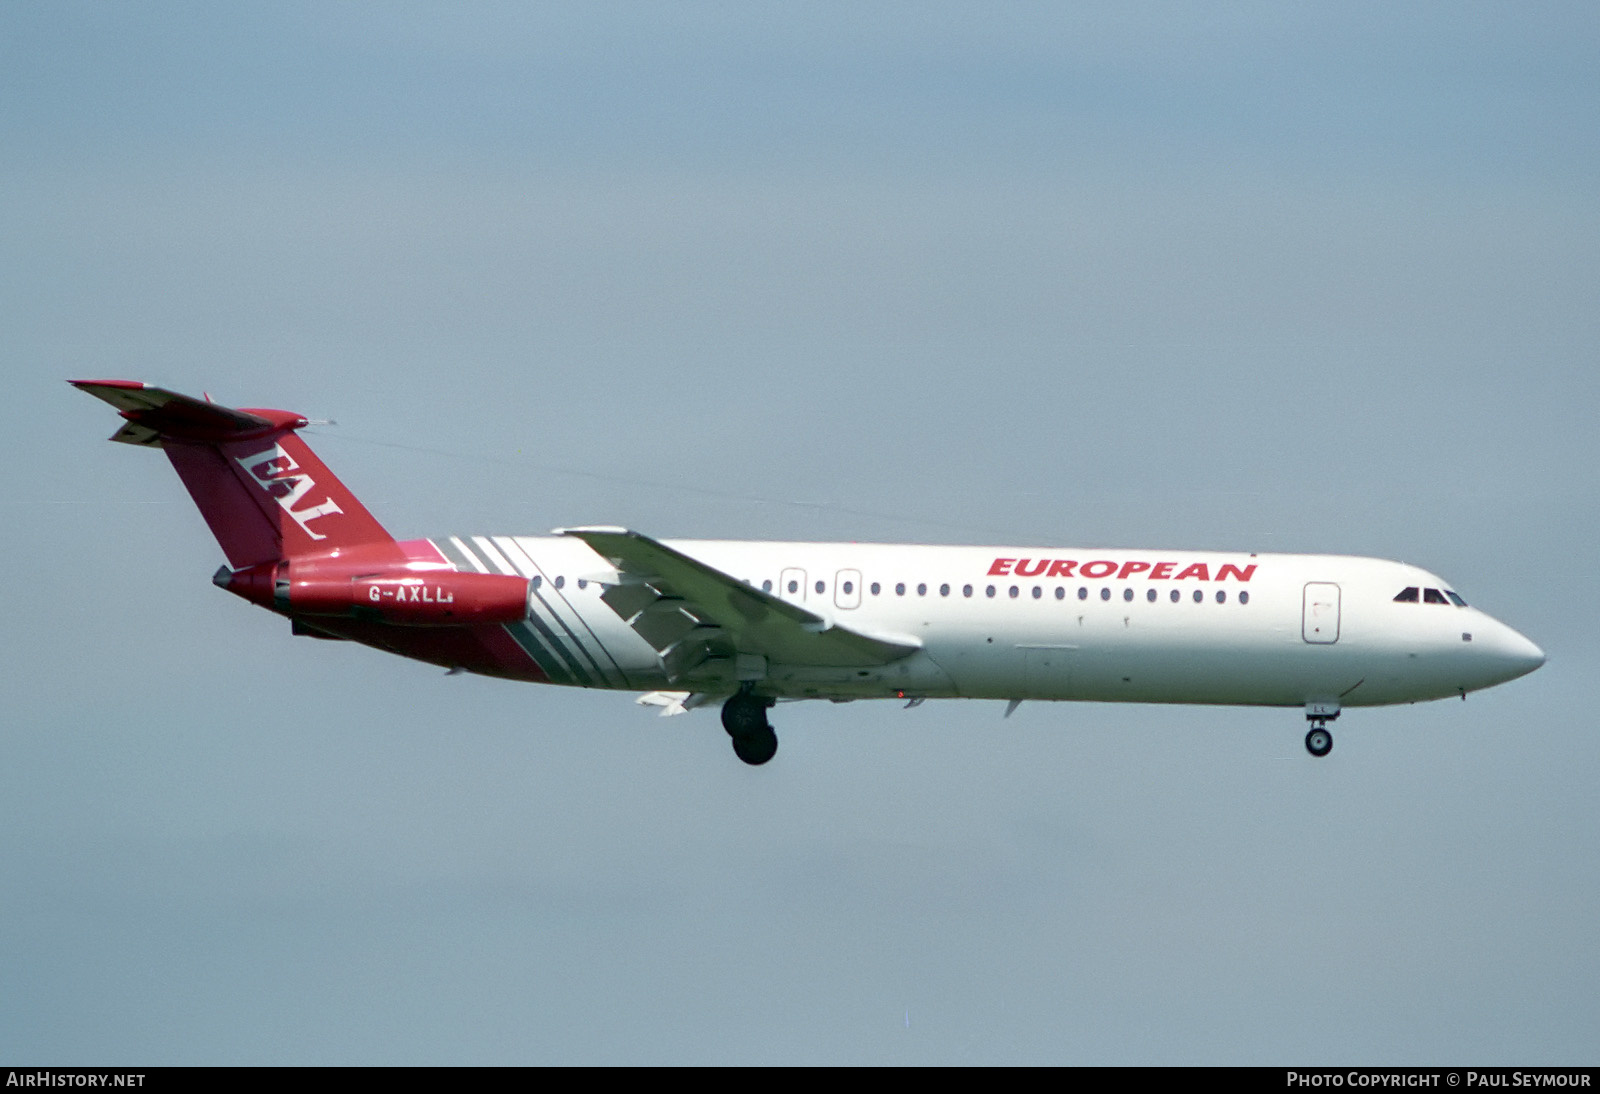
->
[558,526,919,683]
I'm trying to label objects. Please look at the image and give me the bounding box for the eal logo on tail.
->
[236,444,343,539]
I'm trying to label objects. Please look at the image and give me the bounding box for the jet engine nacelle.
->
[216,561,529,626]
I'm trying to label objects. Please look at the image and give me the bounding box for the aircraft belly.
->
[764,650,959,700]
[936,627,1381,707]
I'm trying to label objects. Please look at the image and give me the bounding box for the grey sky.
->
[3,3,1596,1063]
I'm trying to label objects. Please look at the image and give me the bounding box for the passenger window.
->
[1192,589,1202,603]
[531,575,542,589]
[577,579,588,590]
[1009,585,1019,598]
[940,584,950,597]
[1216,590,1226,604]
[1032,586,1042,599]
[917,583,927,596]
[1078,587,1088,600]
[787,580,798,594]
[554,576,565,589]
[870,582,881,596]
[1100,588,1111,601]
[963,584,973,598]
[842,580,854,595]
[1123,588,1133,602]
[815,580,825,595]
[1393,587,1420,603]
[762,579,772,592]
[1147,589,1157,602]
[1239,591,1249,605]
[895,582,906,596]
[1170,589,1179,603]
[986,585,996,598]
[1055,587,1065,600]
[1424,588,1449,605]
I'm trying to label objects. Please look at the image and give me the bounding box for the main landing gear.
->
[1304,701,1339,758]
[721,692,778,766]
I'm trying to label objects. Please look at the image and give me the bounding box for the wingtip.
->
[554,525,633,537]
[70,378,147,391]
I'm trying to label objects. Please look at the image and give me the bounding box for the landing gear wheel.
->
[721,693,770,737]
[1305,726,1333,757]
[722,693,778,765]
[731,725,779,766]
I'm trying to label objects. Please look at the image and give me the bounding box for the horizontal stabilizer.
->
[71,380,299,446]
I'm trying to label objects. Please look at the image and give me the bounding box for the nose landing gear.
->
[1304,700,1339,757]
[721,692,778,766]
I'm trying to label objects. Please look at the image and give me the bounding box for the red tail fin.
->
[73,380,397,567]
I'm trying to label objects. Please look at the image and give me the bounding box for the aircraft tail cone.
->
[211,560,280,610]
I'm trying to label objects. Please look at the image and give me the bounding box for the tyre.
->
[731,725,778,766]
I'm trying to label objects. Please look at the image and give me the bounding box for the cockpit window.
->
[1424,588,1449,605]
[1445,590,1467,607]
[1393,587,1419,603]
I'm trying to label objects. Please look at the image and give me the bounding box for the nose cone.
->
[1482,620,1546,684]
[1507,630,1547,678]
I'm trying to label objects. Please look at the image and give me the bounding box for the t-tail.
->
[72,381,532,637]
[72,379,397,567]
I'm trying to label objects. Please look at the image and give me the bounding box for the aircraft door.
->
[780,568,807,603]
[1302,582,1341,644]
[834,569,862,610]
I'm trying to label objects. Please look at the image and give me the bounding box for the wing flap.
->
[600,581,660,621]
[631,602,703,650]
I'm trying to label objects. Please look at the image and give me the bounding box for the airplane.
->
[73,379,1546,765]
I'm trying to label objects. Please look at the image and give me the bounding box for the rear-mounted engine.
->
[215,561,529,626]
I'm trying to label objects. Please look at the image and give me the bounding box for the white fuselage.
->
[442,535,1545,709]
